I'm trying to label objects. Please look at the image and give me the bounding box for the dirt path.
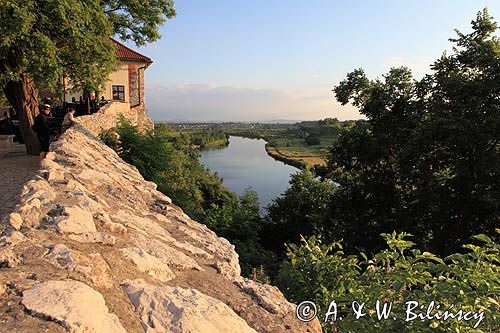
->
[0,153,39,220]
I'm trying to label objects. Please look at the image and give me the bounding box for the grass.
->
[267,145,327,168]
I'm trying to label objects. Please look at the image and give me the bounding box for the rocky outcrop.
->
[77,101,153,136]
[122,279,258,333]
[22,280,127,332]
[0,119,321,332]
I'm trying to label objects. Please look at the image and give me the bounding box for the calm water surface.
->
[199,136,299,210]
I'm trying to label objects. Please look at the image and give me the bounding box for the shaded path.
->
[0,153,39,219]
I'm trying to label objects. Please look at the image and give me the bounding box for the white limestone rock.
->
[47,244,75,268]
[20,197,41,211]
[22,280,126,333]
[235,277,295,315]
[171,239,213,259]
[68,232,116,245]
[20,179,52,198]
[0,229,28,247]
[46,244,113,289]
[133,234,204,271]
[0,247,21,268]
[115,211,169,239]
[94,213,127,234]
[47,170,66,182]
[77,169,112,185]
[120,247,175,283]
[44,151,56,160]
[5,213,23,230]
[176,224,240,278]
[56,206,96,234]
[122,279,257,333]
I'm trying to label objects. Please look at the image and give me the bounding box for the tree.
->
[326,9,499,255]
[304,133,321,145]
[0,90,8,107]
[263,170,337,256]
[0,0,175,155]
[238,187,261,222]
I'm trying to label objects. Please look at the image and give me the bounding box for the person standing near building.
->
[33,104,57,159]
[61,107,78,133]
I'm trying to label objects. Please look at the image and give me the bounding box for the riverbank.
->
[192,139,229,150]
[228,134,325,169]
[264,146,326,169]
[201,138,229,148]
[225,130,331,169]
[167,120,350,169]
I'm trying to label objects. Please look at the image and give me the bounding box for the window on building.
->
[112,85,125,101]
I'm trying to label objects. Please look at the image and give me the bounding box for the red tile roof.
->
[112,38,153,65]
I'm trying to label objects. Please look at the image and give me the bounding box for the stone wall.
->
[77,101,153,137]
[128,65,140,107]
[0,113,322,332]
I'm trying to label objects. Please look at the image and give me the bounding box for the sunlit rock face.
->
[0,113,322,333]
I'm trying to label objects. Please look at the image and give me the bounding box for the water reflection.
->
[199,136,299,211]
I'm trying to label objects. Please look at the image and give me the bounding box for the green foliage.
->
[0,0,175,92]
[292,8,499,256]
[100,120,230,220]
[305,133,321,145]
[262,170,337,257]
[189,130,228,148]
[277,232,500,332]
[104,0,176,46]
[318,118,340,127]
[109,121,174,182]
[0,90,8,107]
[0,0,116,91]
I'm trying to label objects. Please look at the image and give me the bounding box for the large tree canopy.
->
[0,0,175,154]
[265,9,499,257]
[329,9,499,254]
[104,0,176,45]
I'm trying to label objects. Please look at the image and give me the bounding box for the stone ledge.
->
[0,112,322,333]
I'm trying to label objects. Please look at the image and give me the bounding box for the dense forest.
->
[101,10,499,332]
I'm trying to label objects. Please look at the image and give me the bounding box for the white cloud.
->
[145,82,362,122]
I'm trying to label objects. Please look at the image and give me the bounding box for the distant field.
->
[266,147,326,168]
[227,131,335,168]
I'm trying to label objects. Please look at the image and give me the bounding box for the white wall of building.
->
[64,61,144,104]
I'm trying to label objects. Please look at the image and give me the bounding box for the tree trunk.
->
[3,75,40,156]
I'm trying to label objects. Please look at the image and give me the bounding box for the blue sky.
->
[127,1,500,122]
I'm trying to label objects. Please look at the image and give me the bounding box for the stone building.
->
[63,38,152,110]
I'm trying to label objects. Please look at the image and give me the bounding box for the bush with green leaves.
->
[277,232,499,332]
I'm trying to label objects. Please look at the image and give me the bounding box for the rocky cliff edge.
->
[0,120,322,332]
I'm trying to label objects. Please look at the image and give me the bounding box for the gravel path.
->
[0,153,39,219]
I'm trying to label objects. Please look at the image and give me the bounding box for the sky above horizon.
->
[125,1,500,122]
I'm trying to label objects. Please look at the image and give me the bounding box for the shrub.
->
[277,232,499,332]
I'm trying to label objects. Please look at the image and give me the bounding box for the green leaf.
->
[473,234,493,243]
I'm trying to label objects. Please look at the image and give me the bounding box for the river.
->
[198,136,299,211]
